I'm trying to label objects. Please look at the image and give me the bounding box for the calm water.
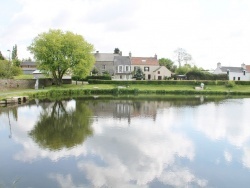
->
[1,96,250,188]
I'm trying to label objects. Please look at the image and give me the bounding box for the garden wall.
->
[0,78,53,90]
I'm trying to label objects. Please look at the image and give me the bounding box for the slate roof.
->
[131,57,159,66]
[20,61,36,66]
[220,66,245,73]
[94,53,120,62]
[114,56,131,65]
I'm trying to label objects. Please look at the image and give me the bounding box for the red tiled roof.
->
[131,57,159,66]
[246,65,250,72]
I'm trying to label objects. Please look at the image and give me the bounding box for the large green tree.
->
[28,29,95,85]
[159,58,176,72]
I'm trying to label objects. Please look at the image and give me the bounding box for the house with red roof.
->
[130,53,172,80]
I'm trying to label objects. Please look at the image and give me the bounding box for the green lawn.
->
[1,83,250,100]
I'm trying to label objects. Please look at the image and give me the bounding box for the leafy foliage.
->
[12,44,18,60]
[133,67,144,80]
[0,51,5,60]
[0,60,22,78]
[114,48,120,54]
[159,58,176,72]
[28,29,95,85]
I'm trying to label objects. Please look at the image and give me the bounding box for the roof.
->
[114,56,131,65]
[131,57,159,66]
[21,61,36,66]
[246,65,250,72]
[220,66,245,73]
[94,53,120,62]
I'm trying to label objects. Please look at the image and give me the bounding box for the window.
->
[125,65,130,72]
[243,70,246,75]
[158,71,160,74]
[238,77,240,80]
[233,77,235,80]
[118,65,123,73]
[144,67,149,71]
[102,65,106,70]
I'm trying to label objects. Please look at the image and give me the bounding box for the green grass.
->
[1,83,250,100]
[13,74,34,79]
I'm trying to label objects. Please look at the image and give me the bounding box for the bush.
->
[225,81,235,88]
[186,70,228,80]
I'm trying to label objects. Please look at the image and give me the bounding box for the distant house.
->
[113,56,132,80]
[93,51,120,76]
[131,54,171,80]
[152,66,172,80]
[213,62,250,81]
[20,61,37,74]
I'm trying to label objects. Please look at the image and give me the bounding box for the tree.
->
[114,48,120,54]
[0,51,5,60]
[159,58,176,72]
[174,48,192,67]
[28,29,95,85]
[12,44,18,60]
[133,67,144,80]
[0,60,22,78]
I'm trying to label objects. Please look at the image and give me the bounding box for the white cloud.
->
[1,0,250,68]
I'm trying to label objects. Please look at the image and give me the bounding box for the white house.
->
[213,62,250,81]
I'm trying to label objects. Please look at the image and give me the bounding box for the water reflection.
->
[29,100,93,150]
[1,96,250,187]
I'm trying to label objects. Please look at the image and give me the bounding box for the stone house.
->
[213,62,250,81]
[93,51,120,76]
[113,56,132,80]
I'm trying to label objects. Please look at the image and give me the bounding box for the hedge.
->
[88,79,231,85]
[72,75,111,81]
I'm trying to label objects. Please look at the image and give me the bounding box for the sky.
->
[1,0,250,69]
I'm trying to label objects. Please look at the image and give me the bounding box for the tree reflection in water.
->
[29,100,93,150]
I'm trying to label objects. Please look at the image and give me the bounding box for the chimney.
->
[217,62,221,68]
[129,51,132,58]
[154,54,157,59]
[241,63,246,69]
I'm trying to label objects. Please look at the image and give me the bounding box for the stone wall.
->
[0,78,53,90]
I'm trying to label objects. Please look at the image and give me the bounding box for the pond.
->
[0,95,250,188]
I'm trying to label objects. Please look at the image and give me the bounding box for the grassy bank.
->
[1,82,250,101]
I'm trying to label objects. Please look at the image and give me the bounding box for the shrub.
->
[225,81,235,88]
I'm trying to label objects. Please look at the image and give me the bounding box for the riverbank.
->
[1,83,250,101]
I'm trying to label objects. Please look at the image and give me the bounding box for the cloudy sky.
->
[1,0,250,69]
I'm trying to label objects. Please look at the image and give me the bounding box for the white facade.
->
[213,62,250,81]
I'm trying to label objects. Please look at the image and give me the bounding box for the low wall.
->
[0,78,53,90]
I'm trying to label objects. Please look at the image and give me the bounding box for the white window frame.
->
[125,65,130,72]
[118,65,123,73]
